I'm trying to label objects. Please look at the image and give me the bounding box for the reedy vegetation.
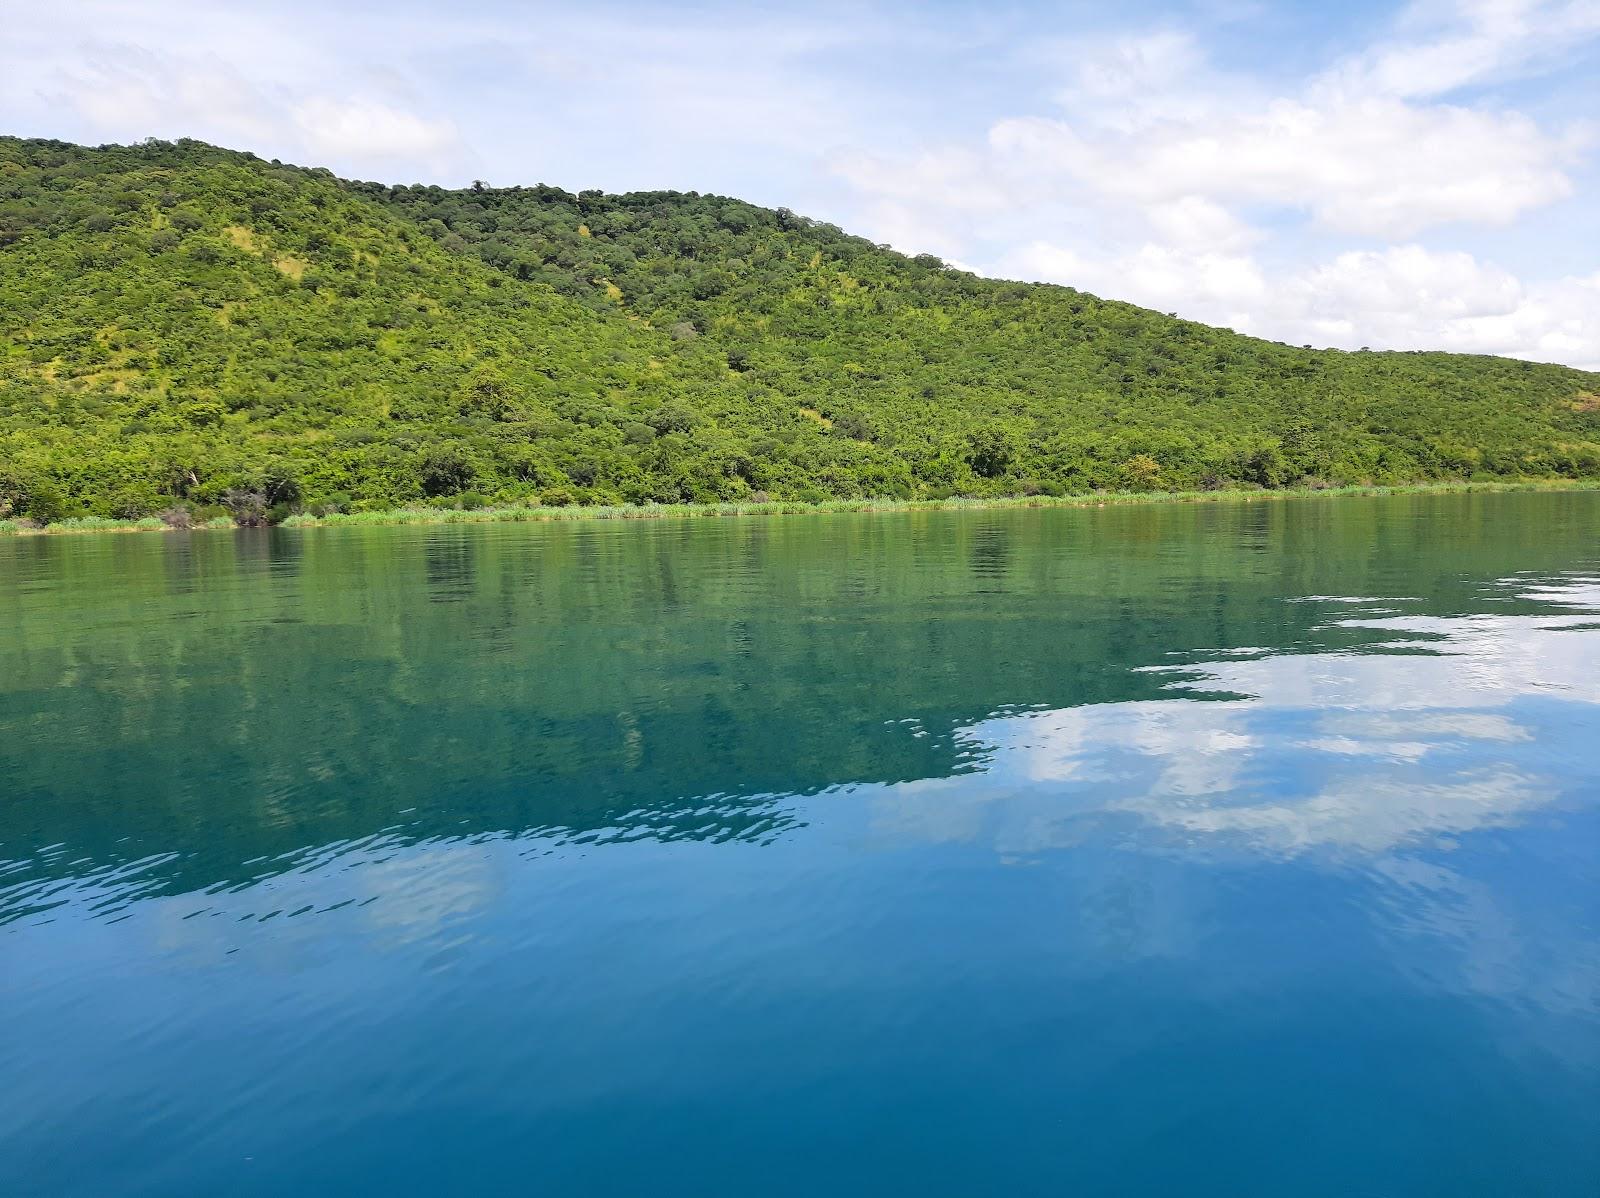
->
[2,136,1598,524]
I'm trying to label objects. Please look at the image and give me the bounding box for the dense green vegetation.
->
[3,135,1598,523]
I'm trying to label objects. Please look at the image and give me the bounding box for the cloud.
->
[1003,240,1600,367]
[292,97,461,160]
[3,2,484,178]
[1002,240,1269,331]
[827,146,1014,216]
[983,4,1591,240]
[1,0,886,197]
[1282,249,1600,366]
[829,43,1600,363]
[1143,196,1259,252]
[2,0,1597,367]
[1322,0,1600,101]
[44,40,284,148]
[824,1,1600,367]
[988,96,1576,239]
[1043,29,1216,128]
[12,22,472,178]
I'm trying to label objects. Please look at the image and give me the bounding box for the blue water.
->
[2,492,1598,1195]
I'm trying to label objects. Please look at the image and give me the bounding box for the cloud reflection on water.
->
[868,574,1600,1018]
[874,574,1600,862]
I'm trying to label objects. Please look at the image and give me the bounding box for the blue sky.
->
[5,0,1598,367]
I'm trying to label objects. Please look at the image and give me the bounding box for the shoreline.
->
[4,478,1598,537]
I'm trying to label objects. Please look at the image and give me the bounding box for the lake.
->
[2,491,1598,1196]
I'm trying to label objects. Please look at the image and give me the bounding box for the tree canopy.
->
[3,136,1597,522]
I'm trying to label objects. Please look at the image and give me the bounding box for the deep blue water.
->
[2,492,1598,1196]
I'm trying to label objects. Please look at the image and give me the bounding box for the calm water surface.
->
[3,492,1599,1196]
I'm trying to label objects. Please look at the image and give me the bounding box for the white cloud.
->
[1322,0,1600,101]
[1044,29,1216,128]
[1002,240,1269,331]
[828,146,1014,215]
[1,0,1596,367]
[989,98,1574,239]
[1292,247,1524,325]
[1143,196,1259,252]
[1003,240,1600,367]
[1299,250,1600,366]
[44,41,284,148]
[825,1,1600,367]
[1063,30,1202,102]
[981,3,1594,241]
[5,13,473,178]
[0,0,883,195]
[292,97,460,160]
[1279,247,1600,365]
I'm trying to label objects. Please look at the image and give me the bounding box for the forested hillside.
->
[3,136,1598,522]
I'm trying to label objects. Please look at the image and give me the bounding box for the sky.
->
[4,0,1599,369]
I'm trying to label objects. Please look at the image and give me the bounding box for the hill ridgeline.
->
[2,136,1598,523]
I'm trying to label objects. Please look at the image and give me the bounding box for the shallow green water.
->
[2,492,1598,1196]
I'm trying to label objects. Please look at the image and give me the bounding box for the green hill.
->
[3,136,1598,522]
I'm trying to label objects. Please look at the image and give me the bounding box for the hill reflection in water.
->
[2,494,1597,907]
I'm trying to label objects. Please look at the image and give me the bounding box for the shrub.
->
[222,488,269,525]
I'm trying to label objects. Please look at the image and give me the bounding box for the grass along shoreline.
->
[4,479,1598,537]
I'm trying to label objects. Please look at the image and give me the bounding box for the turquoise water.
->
[2,492,1598,1196]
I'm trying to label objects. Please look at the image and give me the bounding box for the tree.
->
[1124,453,1161,489]
[419,446,475,497]
[0,133,1595,525]
[966,428,1017,479]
